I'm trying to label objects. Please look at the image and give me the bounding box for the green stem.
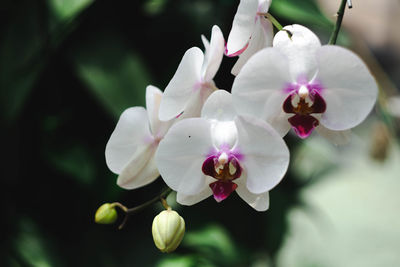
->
[118,187,173,229]
[328,0,348,45]
[265,13,283,31]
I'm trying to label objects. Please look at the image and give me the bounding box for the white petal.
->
[231,17,273,76]
[226,0,259,56]
[176,178,213,206]
[316,46,378,130]
[146,85,173,138]
[201,35,210,51]
[269,110,292,137]
[257,0,272,13]
[177,85,212,120]
[316,124,351,146]
[231,48,292,124]
[117,146,159,189]
[201,90,237,121]
[159,47,204,121]
[273,24,321,81]
[236,175,270,211]
[202,25,225,82]
[156,118,213,195]
[235,115,289,194]
[105,107,152,174]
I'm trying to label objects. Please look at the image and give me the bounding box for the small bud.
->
[370,122,391,162]
[152,209,185,253]
[95,203,118,224]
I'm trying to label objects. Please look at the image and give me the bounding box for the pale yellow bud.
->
[95,203,118,224]
[152,209,185,253]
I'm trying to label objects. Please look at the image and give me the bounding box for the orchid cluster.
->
[104,0,378,215]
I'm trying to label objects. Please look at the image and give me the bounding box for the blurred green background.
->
[2,0,400,266]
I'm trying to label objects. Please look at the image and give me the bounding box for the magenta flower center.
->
[283,83,326,138]
[202,151,242,202]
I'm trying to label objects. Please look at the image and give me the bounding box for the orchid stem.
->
[265,13,283,31]
[328,0,348,45]
[118,187,173,230]
[265,13,292,39]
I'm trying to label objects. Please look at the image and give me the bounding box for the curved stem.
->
[265,13,283,31]
[118,187,173,229]
[328,0,348,45]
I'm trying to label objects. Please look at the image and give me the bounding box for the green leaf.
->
[13,219,57,267]
[157,255,197,267]
[270,0,333,29]
[72,35,151,118]
[183,224,240,265]
[47,0,94,21]
[47,144,96,185]
[0,4,45,123]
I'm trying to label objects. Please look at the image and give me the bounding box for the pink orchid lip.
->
[202,149,243,202]
[288,114,319,138]
[283,85,327,138]
[209,181,238,202]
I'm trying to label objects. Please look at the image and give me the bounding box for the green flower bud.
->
[95,203,118,224]
[152,209,185,253]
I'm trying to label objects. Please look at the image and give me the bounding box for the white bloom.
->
[105,85,173,189]
[226,0,273,75]
[232,24,378,144]
[156,90,289,211]
[158,25,225,121]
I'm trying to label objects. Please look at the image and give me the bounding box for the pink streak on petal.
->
[209,181,238,202]
[288,114,319,138]
[225,42,250,57]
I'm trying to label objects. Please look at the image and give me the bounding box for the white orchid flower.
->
[105,85,174,189]
[226,0,273,75]
[158,25,225,121]
[156,90,289,211]
[231,24,378,144]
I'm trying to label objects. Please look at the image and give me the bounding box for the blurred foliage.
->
[0,0,356,266]
[270,0,333,29]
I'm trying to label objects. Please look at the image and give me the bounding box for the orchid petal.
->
[159,47,204,121]
[235,115,289,194]
[232,48,292,124]
[146,85,173,138]
[226,0,259,56]
[231,18,273,76]
[316,124,351,145]
[273,24,321,81]
[177,86,210,120]
[268,110,292,137]
[202,25,225,82]
[156,118,213,195]
[117,146,159,189]
[316,45,378,130]
[201,90,237,121]
[105,107,152,174]
[236,175,270,211]
[176,186,213,206]
[258,0,272,13]
[201,35,210,51]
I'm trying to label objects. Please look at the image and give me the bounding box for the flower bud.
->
[95,203,118,224]
[152,209,185,253]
